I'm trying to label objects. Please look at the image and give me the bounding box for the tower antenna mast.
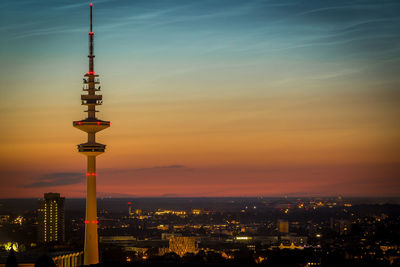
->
[73,3,110,265]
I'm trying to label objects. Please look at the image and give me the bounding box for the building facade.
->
[38,193,65,243]
[168,236,198,257]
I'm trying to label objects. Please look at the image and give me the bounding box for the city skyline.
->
[0,0,399,198]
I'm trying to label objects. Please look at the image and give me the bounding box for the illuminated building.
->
[128,202,132,216]
[235,236,252,241]
[72,3,110,265]
[157,224,169,231]
[278,242,304,250]
[306,261,321,266]
[168,236,198,257]
[127,202,142,217]
[191,209,201,215]
[338,219,350,235]
[154,209,187,217]
[278,220,289,234]
[38,193,65,243]
[135,209,142,216]
[0,215,10,224]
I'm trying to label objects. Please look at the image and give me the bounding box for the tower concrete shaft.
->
[72,3,110,265]
[85,156,98,265]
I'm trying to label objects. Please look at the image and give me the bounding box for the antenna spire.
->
[88,3,94,74]
[90,3,93,32]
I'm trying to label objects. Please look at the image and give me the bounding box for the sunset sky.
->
[0,0,399,198]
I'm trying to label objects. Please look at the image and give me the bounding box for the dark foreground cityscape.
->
[0,196,399,267]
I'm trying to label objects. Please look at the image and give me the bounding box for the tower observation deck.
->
[72,3,109,265]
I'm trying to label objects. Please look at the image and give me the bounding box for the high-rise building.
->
[38,193,65,243]
[72,3,110,265]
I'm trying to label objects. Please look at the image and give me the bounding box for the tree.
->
[6,248,18,267]
[35,254,55,267]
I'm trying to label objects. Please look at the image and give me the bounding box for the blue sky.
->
[0,0,399,197]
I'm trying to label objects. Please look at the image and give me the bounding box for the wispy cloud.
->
[129,165,185,172]
[98,165,188,175]
[22,172,84,188]
[52,0,113,11]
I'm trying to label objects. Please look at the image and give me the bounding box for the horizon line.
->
[1,195,400,200]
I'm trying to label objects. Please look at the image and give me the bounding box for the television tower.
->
[73,3,110,265]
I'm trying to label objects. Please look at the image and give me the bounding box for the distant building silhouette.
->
[38,193,65,243]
